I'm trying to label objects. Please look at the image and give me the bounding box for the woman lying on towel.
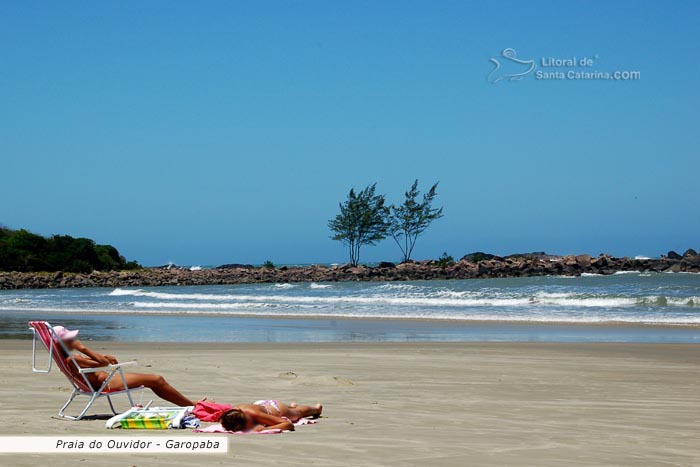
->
[219,400,323,432]
[54,325,195,407]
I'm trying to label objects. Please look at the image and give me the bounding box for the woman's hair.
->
[220,409,247,432]
[57,341,70,358]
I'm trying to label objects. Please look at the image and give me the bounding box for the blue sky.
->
[1,1,698,266]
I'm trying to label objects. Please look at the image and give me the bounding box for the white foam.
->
[373,283,421,292]
[109,288,147,296]
[8,275,700,330]
[134,301,281,310]
[107,288,699,309]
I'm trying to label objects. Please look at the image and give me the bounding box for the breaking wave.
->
[107,288,700,308]
[4,274,700,327]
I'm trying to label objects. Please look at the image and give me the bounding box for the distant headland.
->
[1,249,698,290]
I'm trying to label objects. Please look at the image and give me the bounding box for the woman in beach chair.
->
[56,326,195,407]
[219,400,323,432]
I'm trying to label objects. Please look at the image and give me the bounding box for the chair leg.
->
[106,395,117,415]
[117,367,136,408]
[58,390,101,421]
[125,388,136,408]
[114,367,137,410]
[58,389,78,419]
[73,392,101,420]
[106,389,141,415]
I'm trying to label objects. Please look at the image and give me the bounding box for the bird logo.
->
[488,48,536,84]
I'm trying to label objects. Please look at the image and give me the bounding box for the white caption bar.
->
[0,436,227,454]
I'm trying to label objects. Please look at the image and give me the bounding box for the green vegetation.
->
[469,253,486,263]
[389,180,443,262]
[328,183,390,266]
[436,252,455,267]
[262,260,275,269]
[329,180,443,266]
[0,226,140,273]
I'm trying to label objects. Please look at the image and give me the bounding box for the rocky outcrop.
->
[215,263,255,270]
[1,250,698,290]
[667,251,683,260]
[460,252,500,262]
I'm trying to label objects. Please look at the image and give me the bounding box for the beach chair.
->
[28,321,145,420]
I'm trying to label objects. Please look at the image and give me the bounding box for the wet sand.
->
[1,341,698,466]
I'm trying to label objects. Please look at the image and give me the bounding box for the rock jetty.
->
[0,250,698,290]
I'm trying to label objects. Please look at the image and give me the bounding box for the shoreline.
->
[3,339,700,349]
[3,312,699,344]
[2,306,699,328]
[3,340,698,466]
[2,251,699,290]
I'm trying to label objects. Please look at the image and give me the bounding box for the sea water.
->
[1,273,699,342]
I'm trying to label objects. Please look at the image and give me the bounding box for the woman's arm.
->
[72,340,117,366]
[247,410,295,432]
[66,354,105,369]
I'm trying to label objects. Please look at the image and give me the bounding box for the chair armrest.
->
[79,361,139,374]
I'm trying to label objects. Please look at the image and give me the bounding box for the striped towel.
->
[120,410,183,429]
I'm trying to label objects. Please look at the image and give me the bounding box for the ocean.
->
[1,272,699,343]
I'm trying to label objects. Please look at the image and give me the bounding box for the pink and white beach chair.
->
[28,321,145,420]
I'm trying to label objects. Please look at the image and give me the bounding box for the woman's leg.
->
[278,402,323,421]
[109,373,194,406]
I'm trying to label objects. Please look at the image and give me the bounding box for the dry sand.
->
[1,341,698,466]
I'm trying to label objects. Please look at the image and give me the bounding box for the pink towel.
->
[192,401,232,422]
[194,418,317,435]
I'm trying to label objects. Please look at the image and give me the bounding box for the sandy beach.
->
[0,341,698,466]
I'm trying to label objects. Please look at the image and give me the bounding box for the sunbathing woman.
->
[219,400,323,432]
[54,325,195,407]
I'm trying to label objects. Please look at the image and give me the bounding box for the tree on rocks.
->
[388,180,443,262]
[328,183,390,266]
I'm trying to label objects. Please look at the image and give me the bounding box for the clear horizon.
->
[1,1,698,266]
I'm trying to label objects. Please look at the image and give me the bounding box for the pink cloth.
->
[194,418,317,435]
[192,401,232,422]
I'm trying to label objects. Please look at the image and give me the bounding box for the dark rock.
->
[215,263,255,269]
[668,251,683,260]
[461,252,498,263]
[593,255,611,268]
[377,262,396,269]
[504,251,555,260]
[683,248,698,258]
